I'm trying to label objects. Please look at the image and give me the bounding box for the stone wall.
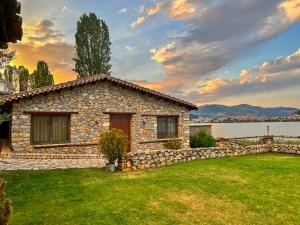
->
[0,153,102,159]
[0,156,105,170]
[121,143,300,171]
[1,143,299,171]
[11,81,190,153]
[121,145,271,171]
[273,144,300,155]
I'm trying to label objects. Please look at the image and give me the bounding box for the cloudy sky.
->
[11,0,300,107]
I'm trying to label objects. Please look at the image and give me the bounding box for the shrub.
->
[190,131,216,148]
[0,179,11,225]
[163,139,182,150]
[99,129,128,164]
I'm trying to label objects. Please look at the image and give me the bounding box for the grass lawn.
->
[1,153,300,225]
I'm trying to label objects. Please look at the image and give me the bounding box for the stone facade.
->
[11,81,190,154]
[121,143,300,171]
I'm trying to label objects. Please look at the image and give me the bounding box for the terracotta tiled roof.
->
[1,74,197,110]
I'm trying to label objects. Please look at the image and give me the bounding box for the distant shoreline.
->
[191,120,300,124]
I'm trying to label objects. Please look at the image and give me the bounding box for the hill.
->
[190,104,299,118]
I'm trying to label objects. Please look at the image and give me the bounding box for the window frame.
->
[157,116,179,139]
[30,113,71,145]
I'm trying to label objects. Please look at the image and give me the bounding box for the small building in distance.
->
[0,80,15,96]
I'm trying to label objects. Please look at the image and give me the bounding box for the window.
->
[31,115,70,144]
[157,116,178,139]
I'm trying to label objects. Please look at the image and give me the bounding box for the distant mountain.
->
[190,104,299,118]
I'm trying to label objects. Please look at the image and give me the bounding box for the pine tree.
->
[18,66,30,91]
[31,61,54,89]
[73,13,112,78]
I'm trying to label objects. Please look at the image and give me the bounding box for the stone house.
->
[0,74,197,155]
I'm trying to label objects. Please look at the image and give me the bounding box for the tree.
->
[0,49,15,68]
[0,49,19,93]
[31,61,54,88]
[18,65,29,91]
[73,13,112,78]
[3,65,18,85]
[0,49,15,79]
[0,49,30,92]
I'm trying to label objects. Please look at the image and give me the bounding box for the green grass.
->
[1,153,300,225]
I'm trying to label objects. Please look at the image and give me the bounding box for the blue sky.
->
[223,23,300,76]
[12,0,300,107]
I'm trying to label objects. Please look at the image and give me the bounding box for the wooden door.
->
[110,114,132,152]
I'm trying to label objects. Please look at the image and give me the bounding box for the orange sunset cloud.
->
[10,20,76,84]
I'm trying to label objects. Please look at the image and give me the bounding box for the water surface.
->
[192,122,300,138]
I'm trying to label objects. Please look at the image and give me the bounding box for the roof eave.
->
[1,75,198,110]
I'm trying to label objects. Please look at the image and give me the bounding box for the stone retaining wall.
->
[29,145,99,154]
[0,153,105,170]
[121,144,300,171]
[0,153,102,159]
[273,144,300,155]
[0,158,105,170]
[1,143,299,171]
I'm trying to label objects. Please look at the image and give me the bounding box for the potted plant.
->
[99,128,128,172]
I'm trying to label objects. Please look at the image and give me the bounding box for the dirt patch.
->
[205,172,248,184]
[198,167,249,184]
[257,156,298,161]
[120,171,151,180]
[148,191,256,225]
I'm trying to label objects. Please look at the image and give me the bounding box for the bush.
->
[0,179,11,225]
[190,131,216,148]
[99,129,128,164]
[163,139,182,150]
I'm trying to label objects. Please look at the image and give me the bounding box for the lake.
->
[192,122,300,138]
